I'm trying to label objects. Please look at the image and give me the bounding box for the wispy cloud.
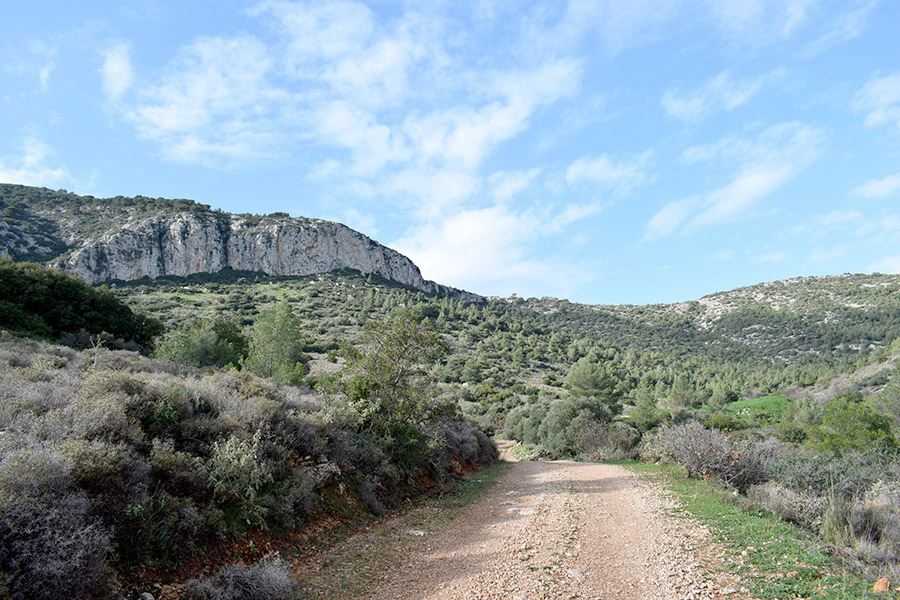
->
[869,255,900,274]
[646,122,824,239]
[702,0,820,45]
[643,197,699,241]
[100,42,134,103]
[127,35,283,166]
[686,166,794,232]
[566,150,654,194]
[711,249,735,262]
[851,172,900,198]
[0,136,71,187]
[855,72,900,131]
[489,169,541,201]
[799,1,876,59]
[661,69,784,121]
[757,251,788,263]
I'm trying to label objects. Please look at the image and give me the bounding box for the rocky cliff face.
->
[51,212,481,301]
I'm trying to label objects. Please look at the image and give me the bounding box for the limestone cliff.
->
[48,211,480,301]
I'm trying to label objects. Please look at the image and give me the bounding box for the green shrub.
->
[773,421,807,443]
[807,395,896,454]
[197,432,273,526]
[579,421,640,460]
[537,396,613,458]
[156,317,248,368]
[505,397,612,459]
[0,258,162,349]
[243,303,310,385]
[704,412,748,431]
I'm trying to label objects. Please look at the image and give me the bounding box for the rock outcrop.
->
[51,212,481,301]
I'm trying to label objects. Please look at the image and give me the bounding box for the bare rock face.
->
[54,213,481,301]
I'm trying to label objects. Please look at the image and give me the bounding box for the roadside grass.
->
[299,461,513,599]
[626,462,894,600]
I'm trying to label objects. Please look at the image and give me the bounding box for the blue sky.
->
[2,1,899,304]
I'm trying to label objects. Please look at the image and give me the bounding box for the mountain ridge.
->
[0,183,482,302]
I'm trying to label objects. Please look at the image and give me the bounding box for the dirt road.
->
[363,445,748,600]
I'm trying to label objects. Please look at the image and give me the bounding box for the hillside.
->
[108,269,900,427]
[0,183,480,301]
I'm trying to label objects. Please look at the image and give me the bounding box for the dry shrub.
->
[183,556,295,600]
[0,445,113,600]
[580,421,640,460]
[747,481,826,526]
[639,422,769,492]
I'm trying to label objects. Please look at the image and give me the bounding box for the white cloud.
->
[868,255,900,274]
[661,69,783,121]
[549,202,604,230]
[647,122,823,239]
[702,0,822,45]
[566,150,654,194]
[334,207,378,237]
[0,136,71,188]
[687,165,793,231]
[392,204,594,297]
[879,215,900,232]
[128,35,283,165]
[808,243,850,264]
[100,42,134,102]
[399,59,581,171]
[644,197,699,241]
[852,172,900,198]
[38,64,53,91]
[489,169,540,201]
[315,101,407,174]
[386,169,481,219]
[800,1,875,58]
[856,72,900,131]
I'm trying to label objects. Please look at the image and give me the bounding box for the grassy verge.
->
[626,462,894,600]
[299,461,513,599]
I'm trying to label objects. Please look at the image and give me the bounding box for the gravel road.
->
[365,444,750,600]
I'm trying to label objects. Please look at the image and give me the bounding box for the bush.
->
[746,481,826,526]
[579,421,640,460]
[504,397,613,459]
[184,557,295,600]
[850,480,900,562]
[0,258,162,349]
[537,396,613,458]
[156,318,248,368]
[0,445,113,600]
[639,422,770,492]
[243,303,310,385]
[197,432,273,526]
[807,395,896,454]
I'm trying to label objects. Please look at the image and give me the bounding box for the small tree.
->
[341,309,449,436]
[243,303,310,385]
[566,356,622,413]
